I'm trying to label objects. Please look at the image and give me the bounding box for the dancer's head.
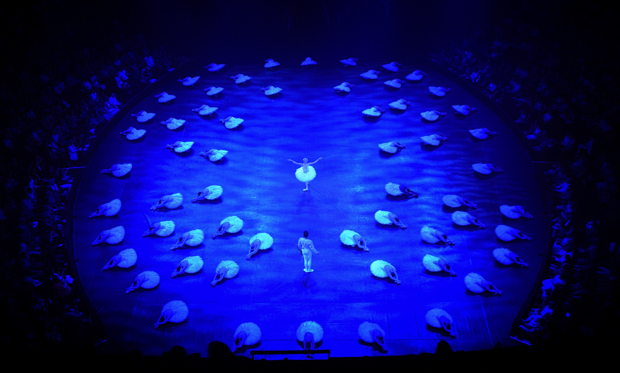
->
[303,231,309,238]
[303,158,308,163]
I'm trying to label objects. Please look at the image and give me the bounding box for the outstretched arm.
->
[288,159,303,165]
[307,157,322,165]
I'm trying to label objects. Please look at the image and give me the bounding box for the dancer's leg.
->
[303,251,313,272]
[304,182,309,191]
[306,254,313,272]
[303,250,308,272]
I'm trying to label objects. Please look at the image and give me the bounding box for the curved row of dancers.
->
[151,309,457,353]
[86,60,535,353]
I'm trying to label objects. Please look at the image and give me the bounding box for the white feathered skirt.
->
[295,166,316,182]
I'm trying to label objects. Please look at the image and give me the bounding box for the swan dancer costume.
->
[289,157,322,191]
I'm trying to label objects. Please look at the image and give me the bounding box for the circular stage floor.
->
[72,60,547,358]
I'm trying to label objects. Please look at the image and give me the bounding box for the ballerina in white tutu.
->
[154,92,176,103]
[160,118,185,130]
[203,86,224,96]
[261,86,282,96]
[230,74,252,84]
[500,205,533,219]
[120,127,146,140]
[469,128,497,140]
[200,149,228,162]
[166,141,194,153]
[452,105,476,116]
[429,86,450,97]
[384,79,404,89]
[205,63,225,72]
[232,323,262,352]
[360,70,380,80]
[406,70,427,81]
[363,106,386,117]
[220,116,243,129]
[288,157,322,191]
[389,99,411,111]
[420,134,448,147]
[301,57,317,66]
[340,57,358,66]
[131,111,155,123]
[472,163,503,175]
[382,62,401,72]
[192,105,218,116]
[178,76,200,86]
[334,82,354,93]
[420,110,447,121]
[264,58,280,68]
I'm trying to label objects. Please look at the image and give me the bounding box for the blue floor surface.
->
[72,60,547,358]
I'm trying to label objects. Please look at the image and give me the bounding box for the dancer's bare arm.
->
[307,157,322,165]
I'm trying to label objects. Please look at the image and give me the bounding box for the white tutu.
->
[295,166,316,182]
[301,57,317,66]
[384,79,403,89]
[171,229,205,250]
[382,62,400,72]
[358,322,385,346]
[193,105,218,116]
[406,70,427,81]
[429,86,450,97]
[264,59,280,68]
[469,128,496,140]
[234,323,262,346]
[363,107,384,117]
[161,118,185,130]
[209,149,228,161]
[500,205,532,219]
[169,141,193,153]
[250,233,274,250]
[155,92,176,103]
[154,300,188,328]
[425,308,453,329]
[179,76,200,86]
[421,134,446,146]
[92,226,125,245]
[231,74,252,84]
[143,221,175,237]
[127,271,160,293]
[453,105,476,115]
[204,87,224,96]
[90,199,121,217]
[102,248,137,270]
[262,86,282,96]
[132,111,155,122]
[389,99,410,110]
[120,127,146,140]
[334,82,353,92]
[205,63,225,72]
[420,110,446,121]
[221,117,243,129]
[171,256,204,278]
[297,321,323,343]
[360,70,379,80]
